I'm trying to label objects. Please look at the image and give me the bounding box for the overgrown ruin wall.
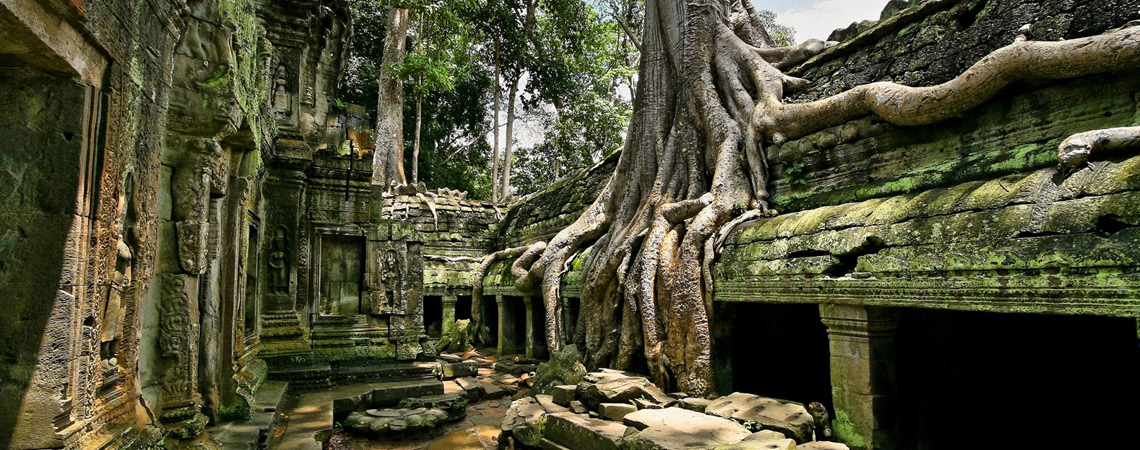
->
[0,0,351,448]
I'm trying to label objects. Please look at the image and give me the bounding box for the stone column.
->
[560,297,574,346]
[497,295,518,355]
[441,295,458,334]
[523,296,536,358]
[820,304,900,450]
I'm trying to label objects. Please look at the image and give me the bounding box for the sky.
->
[756,0,890,42]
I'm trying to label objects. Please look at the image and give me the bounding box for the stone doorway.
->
[318,234,366,316]
[712,302,833,414]
[895,309,1140,449]
[423,295,443,338]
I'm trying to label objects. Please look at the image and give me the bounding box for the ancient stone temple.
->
[4,0,1140,449]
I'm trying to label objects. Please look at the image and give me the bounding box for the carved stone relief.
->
[268,226,290,295]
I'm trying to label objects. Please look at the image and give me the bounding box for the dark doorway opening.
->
[482,295,498,347]
[896,309,1140,449]
[423,295,442,338]
[455,295,472,321]
[714,302,832,414]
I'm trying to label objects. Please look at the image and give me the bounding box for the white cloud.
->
[770,0,889,42]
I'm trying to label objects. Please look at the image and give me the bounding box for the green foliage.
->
[510,0,636,196]
[786,159,809,186]
[757,9,797,46]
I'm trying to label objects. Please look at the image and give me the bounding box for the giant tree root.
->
[755,25,1140,143]
[471,245,531,344]
[1058,126,1140,172]
[492,10,1140,398]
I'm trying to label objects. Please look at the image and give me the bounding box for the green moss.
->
[219,0,276,151]
[831,409,867,448]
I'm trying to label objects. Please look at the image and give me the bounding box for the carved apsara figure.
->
[268,226,289,294]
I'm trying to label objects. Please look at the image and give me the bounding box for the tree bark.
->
[491,40,502,202]
[501,77,518,199]
[372,7,409,188]
[496,0,1140,398]
[413,92,423,183]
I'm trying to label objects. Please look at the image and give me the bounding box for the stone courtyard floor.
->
[271,349,527,450]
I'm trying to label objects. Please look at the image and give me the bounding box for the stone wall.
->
[712,1,1140,448]
[0,0,350,448]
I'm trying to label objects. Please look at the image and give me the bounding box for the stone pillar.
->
[523,296,536,358]
[497,295,518,355]
[441,295,458,334]
[820,305,900,450]
[560,297,574,346]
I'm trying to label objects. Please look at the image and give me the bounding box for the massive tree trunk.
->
[512,0,796,396]
[372,7,409,187]
[502,0,1140,397]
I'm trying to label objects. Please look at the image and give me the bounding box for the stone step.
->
[331,362,436,384]
[333,378,446,419]
[268,363,332,391]
[207,381,290,450]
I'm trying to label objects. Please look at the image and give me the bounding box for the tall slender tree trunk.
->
[412,92,423,183]
[499,0,535,201]
[501,78,519,199]
[491,41,502,202]
[372,7,409,188]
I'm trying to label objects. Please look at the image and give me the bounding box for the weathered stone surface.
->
[552,385,577,406]
[543,412,631,450]
[533,345,589,395]
[441,361,480,379]
[622,408,751,449]
[624,407,747,435]
[501,397,547,446]
[599,403,637,421]
[713,430,796,450]
[579,369,672,410]
[369,379,445,407]
[482,380,508,399]
[455,376,484,400]
[677,397,712,413]
[569,400,589,414]
[798,442,851,450]
[706,393,815,442]
[399,393,468,422]
[536,394,571,414]
[344,408,448,436]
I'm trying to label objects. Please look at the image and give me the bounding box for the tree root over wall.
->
[474,3,1140,397]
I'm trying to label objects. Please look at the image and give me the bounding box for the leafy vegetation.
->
[337,0,794,200]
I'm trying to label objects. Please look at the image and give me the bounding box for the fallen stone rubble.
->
[500,368,849,450]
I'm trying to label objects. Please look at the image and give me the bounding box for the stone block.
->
[501,397,547,446]
[552,385,577,406]
[706,392,815,442]
[712,430,796,450]
[599,403,637,422]
[677,397,711,413]
[536,394,571,414]
[798,442,851,450]
[569,400,588,414]
[441,361,479,379]
[368,379,444,407]
[543,412,631,450]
